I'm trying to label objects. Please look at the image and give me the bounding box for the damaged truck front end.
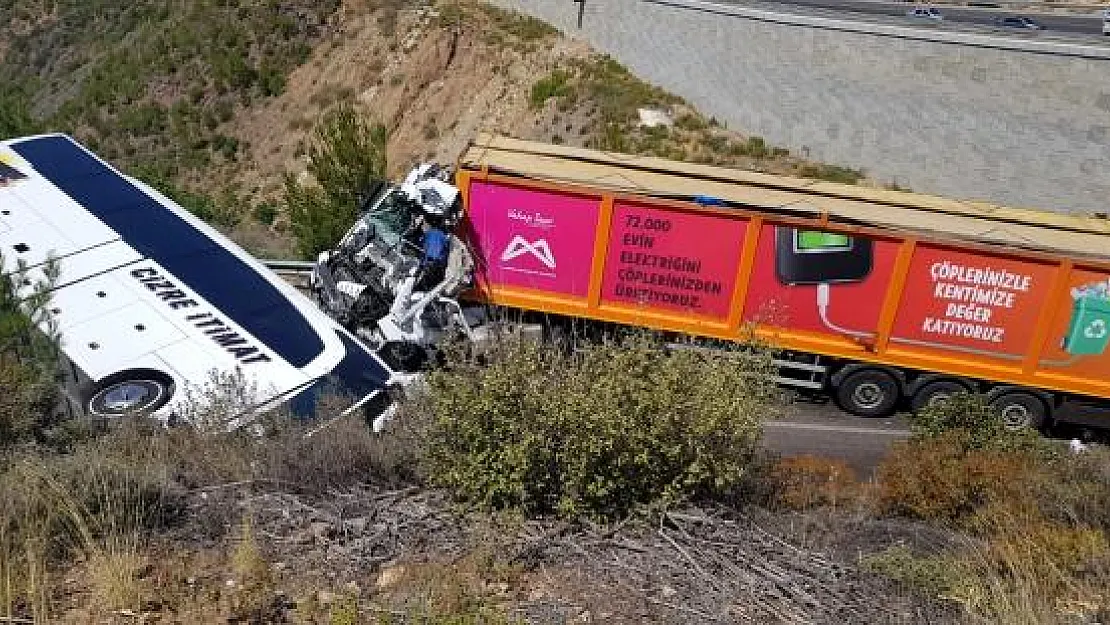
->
[311,163,484,372]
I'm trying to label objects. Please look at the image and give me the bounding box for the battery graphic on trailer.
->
[774,227,873,285]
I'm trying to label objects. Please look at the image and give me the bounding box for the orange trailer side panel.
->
[458,170,1110,401]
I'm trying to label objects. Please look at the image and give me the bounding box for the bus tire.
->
[988,389,1047,431]
[83,369,175,418]
[910,379,971,413]
[836,369,900,417]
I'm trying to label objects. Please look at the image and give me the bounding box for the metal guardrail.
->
[261,259,315,274]
[692,0,1110,53]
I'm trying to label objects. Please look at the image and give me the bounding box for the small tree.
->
[0,87,40,139]
[285,104,388,258]
[0,254,61,446]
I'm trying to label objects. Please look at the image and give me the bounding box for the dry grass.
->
[0,439,170,619]
[378,549,522,622]
[756,397,1110,625]
[772,454,862,511]
[0,386,414,621]
[227,516,278,621]
[84,546,146,613]
[860,421,1110,622]
[0,350,1107,623]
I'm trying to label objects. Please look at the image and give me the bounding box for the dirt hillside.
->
[222,0,862,216]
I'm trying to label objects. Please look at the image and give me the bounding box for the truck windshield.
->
[366,189,418,248]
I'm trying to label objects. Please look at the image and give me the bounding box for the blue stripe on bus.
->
[332,332,393,395]
[12,135,324,368]
[287,331,393,417]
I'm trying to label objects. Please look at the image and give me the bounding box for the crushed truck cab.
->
[311,163,480,370]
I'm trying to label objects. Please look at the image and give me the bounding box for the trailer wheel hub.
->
[999,403,1032,430]
[852,382,885,410]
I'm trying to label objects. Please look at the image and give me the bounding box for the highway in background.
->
[714,0,1107,38]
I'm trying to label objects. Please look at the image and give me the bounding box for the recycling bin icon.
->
[1063,294,1110,356]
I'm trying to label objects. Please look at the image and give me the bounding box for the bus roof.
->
[4,134,332,367]
[0,134,394,417]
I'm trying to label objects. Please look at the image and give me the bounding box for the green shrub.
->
[529,70,572,109]
[911,392,1041,453]
[575,55,680,128]
[798,163,864,184]
[252,201,279,226]
[730,136,770,158]
[118,103,168,137]
[0,0,342,212]
[0,86,40,138]
[411,333,780,521]
[285,104,388,258]
[0,255,60,448]
[480,4,559,42]
[861,544,962,598]
[674,113,707,132]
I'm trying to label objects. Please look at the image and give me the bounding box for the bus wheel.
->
[836,369,900,417]
[910,379,970,413]
[84,369,175,418]
[988,390,1047,431]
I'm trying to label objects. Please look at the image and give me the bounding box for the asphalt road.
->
[764,398,911,476]
[715,0,1107,39]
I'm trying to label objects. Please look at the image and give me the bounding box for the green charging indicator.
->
[794,231,851,252]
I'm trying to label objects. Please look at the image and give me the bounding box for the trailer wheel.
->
[836,369,900,417]
[910,379,970,413]
[988,390,1047,431]
[84,369,175,418]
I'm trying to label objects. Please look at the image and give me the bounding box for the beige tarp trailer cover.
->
[460,134,1110,262]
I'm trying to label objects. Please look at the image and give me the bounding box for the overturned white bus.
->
[0,134,401,428]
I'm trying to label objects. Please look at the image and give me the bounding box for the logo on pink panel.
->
[501,235,557,273]
[468,182,600,298]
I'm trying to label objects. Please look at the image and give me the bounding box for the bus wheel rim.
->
[98,382,159,413]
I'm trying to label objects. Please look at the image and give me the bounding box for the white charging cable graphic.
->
[817,281,1083,366]
[816,283,875,339]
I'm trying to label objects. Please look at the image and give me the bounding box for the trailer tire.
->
[988,390,1047,431]
[836,369,900,417]
[910,379,971,413]
[83,369,175,418]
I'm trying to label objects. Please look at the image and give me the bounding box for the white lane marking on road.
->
[764,420,911,436]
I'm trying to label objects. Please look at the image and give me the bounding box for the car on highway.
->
[995,16,1042,30]
[905,6,943,21]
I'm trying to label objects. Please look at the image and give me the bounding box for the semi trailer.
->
[316,134,1110,431]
